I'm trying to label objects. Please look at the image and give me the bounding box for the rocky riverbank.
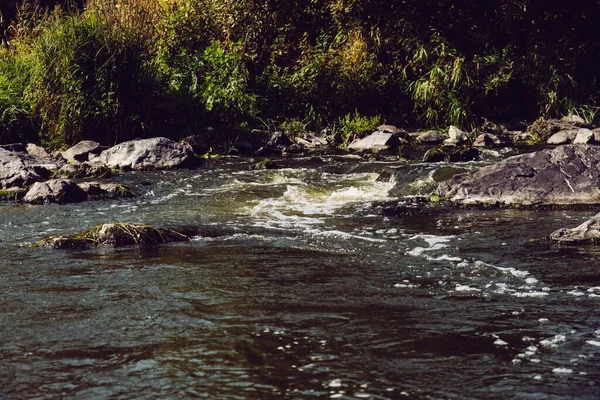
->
[3,115,600,248]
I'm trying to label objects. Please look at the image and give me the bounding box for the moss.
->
[0,188,27,201]
[253,159,278,170]
[428,193,441,203]
[33,222,193,250]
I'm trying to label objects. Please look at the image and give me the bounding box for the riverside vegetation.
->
[0,0,599,149]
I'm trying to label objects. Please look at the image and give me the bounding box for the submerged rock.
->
[97,137,201,170]
[253,159,279,170]
[33,222,193,250]
[78,182,135,200]
[23,179,134,204]
[437,145,600,207]
[549,213,600,245]
[0,187,26,201]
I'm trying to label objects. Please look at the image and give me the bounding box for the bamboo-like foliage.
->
[0,0,598,146]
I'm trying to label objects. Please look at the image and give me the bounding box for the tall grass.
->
[0,0,598,147]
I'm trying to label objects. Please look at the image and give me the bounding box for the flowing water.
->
[1,156,600,399]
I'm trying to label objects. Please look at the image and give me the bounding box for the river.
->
[1,156,600,399]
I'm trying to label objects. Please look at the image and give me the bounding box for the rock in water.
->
[549,213,600,245]
[23,179,88,204]
[437,145,600,207]
[97,137,200,170]
[33,222,193,249]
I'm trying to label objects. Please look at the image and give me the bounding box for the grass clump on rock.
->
[33,222,193,250]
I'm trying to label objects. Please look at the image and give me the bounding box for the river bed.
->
[1,157,600,399]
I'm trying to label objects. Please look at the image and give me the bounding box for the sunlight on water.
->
[2,160,600,399]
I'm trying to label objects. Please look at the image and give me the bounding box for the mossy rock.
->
[33,222,193,250]
[0,188,27,201]
[253,159,279,170]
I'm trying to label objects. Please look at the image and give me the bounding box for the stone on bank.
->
[97,137,201,170]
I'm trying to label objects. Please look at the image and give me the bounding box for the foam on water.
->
[248,172,394,231]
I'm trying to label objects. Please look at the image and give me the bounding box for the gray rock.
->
[62,140,101,163]
[573,129,595,145]
[97,137,200,170]
[55,164,79,178]
[54,160,112,179]
[472,133,496,148]
[348,131,406,152]
[547,129,578,145]
[267,132,293,149]
[448,126,470,144]
[549,213,600,246]
[565,114,587,125]
[593,128,600,143]
[416,131,446,145]
[375,125,408,137]
[437,145,600,207]
[23,179,88,204]
[26,143,52,160]
[443,138,459,146]
[0,148,58,189]
[78,182,135,200]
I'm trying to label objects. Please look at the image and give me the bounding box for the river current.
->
[1,156,600,399]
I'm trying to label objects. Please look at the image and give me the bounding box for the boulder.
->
[549,213,600,246]
[594,128,600,143]
[423,148,447,163]
[573,129,595,145]
[61,140,102,163]
[0,148,58,189]
[472,133,510,148]
[78,182,135,200]
[348,131,406,152]
[97,137,201,170]
[26,144,53,160]
[235,130,270,155]
[55,160,113,179]
[472,134,496,148]
[527,118,592,142]
[547,129,578,145]
[267,132,294,149]
[23,179,88,204]
[416,131,446,145]
[565,114,587,126]
[448,126,470,144]
[33,222,193,250]
[375,125,408,137]
[437,145,600,207]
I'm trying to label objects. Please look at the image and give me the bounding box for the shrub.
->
[337,110,381,144]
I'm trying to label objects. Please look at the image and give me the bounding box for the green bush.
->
[0,50,34,143]
[337,110,381,144]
